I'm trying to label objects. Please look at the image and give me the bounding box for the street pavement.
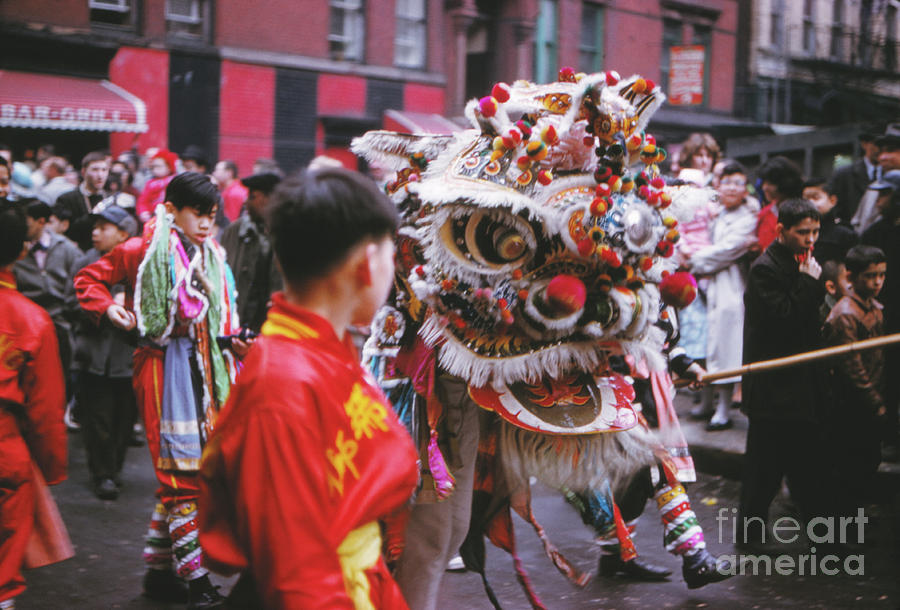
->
[17,392,900,609]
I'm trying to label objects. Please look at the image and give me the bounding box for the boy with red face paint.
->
[75,172,247,609]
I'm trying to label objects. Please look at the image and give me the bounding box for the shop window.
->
[579,3,604,73]
[330,0,365,62]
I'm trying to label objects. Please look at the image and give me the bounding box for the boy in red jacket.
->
[0,201,67,610]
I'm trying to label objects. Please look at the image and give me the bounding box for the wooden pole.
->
[691,332,900,385]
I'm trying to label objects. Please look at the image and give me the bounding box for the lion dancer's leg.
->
[568,475,673,581]
[651,452,731,589]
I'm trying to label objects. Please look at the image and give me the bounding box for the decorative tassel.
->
[427,429,455,500]
[514,495,590,587]
[612,500,638,562]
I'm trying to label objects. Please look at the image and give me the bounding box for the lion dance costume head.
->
[354,69,700,497]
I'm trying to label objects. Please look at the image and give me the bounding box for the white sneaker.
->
[446,555,466,572]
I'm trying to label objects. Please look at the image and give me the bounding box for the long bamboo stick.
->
[691,332,900,385]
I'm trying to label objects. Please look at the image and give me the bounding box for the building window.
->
[166,0,209,40]
[89,0,135,28]
[660,18,682,93]
[885,4,897,72]
[691,24,711,106]
[579,3,604,73]
[802,0,815,54]
[770,0,785,49]
[330,0,365,62]
[830,0,845,60]
[395,0,426,69]
[534,0,558,83]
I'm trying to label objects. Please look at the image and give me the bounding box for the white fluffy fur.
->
[498,421,658,493]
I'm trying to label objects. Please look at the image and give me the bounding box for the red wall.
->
[218,60,275,177]
[109,47,170,155]
[0,0,87,27]
[216,0,327,56]
[317,74,368,116]
[403,83,446,114]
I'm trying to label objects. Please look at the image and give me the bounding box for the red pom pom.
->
[644,79,656,91]
[656,240,674,258]
[595,182,611,198]
[605,71,620,85]
[584,135,595,147]
[491,82,511,103]
[650,177,666,189]
[577,237,595,257]
[479,96,499,117]
[415,265,426,277]
[537,169,553,185]
[559,66,576,82]
[545,274,587,315]
[659,271,698,308]
[590,197,609,217]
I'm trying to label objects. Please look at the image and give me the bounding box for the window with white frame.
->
[534,0,558,83]
[330,0,365,62]
[395,0,426,68]
[166,0,209,40]
[89,0,135,28]
[802,0,815,54]
[830,0,845,60]
[770,0,785,49]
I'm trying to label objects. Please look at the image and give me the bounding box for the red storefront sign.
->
[669,46,705,106]
[0,70,148,132]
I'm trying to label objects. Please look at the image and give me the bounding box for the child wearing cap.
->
[75,173,246,608]
[66,205,140,500]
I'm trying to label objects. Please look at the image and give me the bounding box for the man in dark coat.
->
[219,172,283,331]
[827,129,881,226]
[55,151,110,251]
[739,199,829,548]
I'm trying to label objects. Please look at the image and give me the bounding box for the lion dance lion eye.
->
[492,228,527,262]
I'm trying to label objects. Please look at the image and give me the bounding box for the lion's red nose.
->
[544,274,587,316]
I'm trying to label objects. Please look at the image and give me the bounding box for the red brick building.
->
[0,0,741,173]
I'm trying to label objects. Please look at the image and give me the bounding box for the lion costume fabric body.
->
[354,69,715,605]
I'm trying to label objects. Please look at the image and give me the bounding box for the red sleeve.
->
[201,391,355,609]
[21,316,67,485]
[74,237,142,324]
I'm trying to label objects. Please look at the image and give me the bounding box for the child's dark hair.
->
[758,156,804,199]
[821,259,845,285]
[845,245,886,275]
[777,198,820,228]
[720,161,746,178]
[51,202,73,221]
[802,176,830,193]
[0,202,27,266]
[23,198,52,221]
[164,171,220,214]
[268,167,399,284]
